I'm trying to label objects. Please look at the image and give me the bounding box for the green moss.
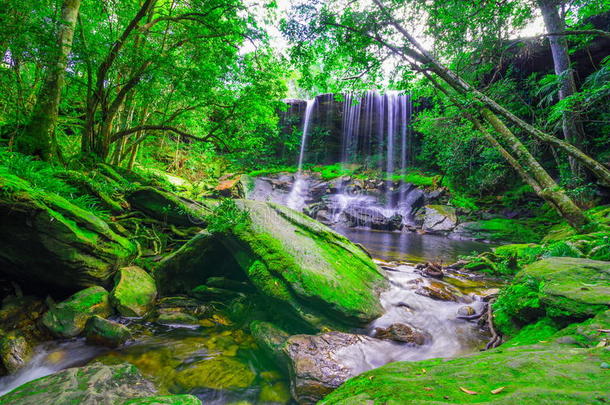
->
[123,395,202,405]
[228,201,387,329]
[248,166,298,177]
[42,286,113,338]
[319,344,610,404]
[111,266,157,317]
[173,357,256,391]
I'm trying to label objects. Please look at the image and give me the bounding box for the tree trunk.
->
[421,70,589,231]
[17,0,82,160]
[481,108,590,232]
[372,0,610,186]
[538,0,587,178]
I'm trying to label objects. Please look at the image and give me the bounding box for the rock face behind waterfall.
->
[155,200,387,330]
[0,173,136,290]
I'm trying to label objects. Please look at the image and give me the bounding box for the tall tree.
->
[17,0,82,160]
[537,0,586,177]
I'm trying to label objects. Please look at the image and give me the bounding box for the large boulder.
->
[281,332,381,404]
[0,173,136,290]
[0,362,197,405]
[225,201,386,330]
[319,344,610,404]
[42,286,112,338]
[343,206,396,230]
[111,266,157,317]
[422,204,457,233]
[156,201,387,330]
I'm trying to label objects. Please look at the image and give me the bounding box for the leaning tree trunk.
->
[421,70,589,231]
[17,0,82,160]
[372,0,610,187]
[538,0,587,178]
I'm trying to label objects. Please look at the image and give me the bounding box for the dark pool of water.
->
[336,227,495,263]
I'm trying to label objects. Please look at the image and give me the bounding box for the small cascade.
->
[286,98,316,210]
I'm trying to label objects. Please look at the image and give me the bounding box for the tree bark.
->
[538,0,586,177]
[18,0,82,160]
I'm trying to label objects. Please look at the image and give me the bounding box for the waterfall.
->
[287,99,316,210]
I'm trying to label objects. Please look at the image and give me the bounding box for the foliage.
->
[205,199,251,235]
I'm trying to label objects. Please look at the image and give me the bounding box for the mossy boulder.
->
[0,331,32,373]
[42,286,112,338]
[493,257,609,337]
[111,266,157,317]
[517,257,609,318]
[0,363,159,404]
[224,201,387,330]
[156,201,387,330]
[319,344,610,404]
[85,315,131,348]
[173,357,256,391]
[126,187,210,227]
[0,173,136,289]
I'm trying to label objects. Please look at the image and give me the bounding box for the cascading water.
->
[286,98,316,210]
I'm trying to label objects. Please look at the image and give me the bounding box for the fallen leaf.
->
[421,368,427,374]
[459,387,478,395]
[491,387,506,394]
[423,387,433,391]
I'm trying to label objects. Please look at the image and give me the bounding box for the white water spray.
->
[287,98,316,210]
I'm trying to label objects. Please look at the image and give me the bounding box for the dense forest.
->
[0,0,609,404]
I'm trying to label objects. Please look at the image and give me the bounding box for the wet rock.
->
[0,173,136,290]
[156,311,199,325]
[343,205,400,230]
[173,357,256,391]
[0,362,159,404]
[457,306,476,316]
[0,295,49,343]
[422,205,457,233]
[126,186,210,227]
[205,277,255,293]
[190,285,245,301]
[372,323,431,345]
[111,266,157,317]
[85,316,131,348]
[42,286,112,338]
[0,330,32,373]
[250,321,290,368]
[258,381,291,404]
[281,332,380,404]
[415,280,465,302]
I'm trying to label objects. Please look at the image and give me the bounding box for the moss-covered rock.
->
[173,357,256,391]
[123,395,202,405]
[42,286,112,338]
[126,187,210,227]
[225,201,387,330]
[319,344,610,404]
[0,331,32,373]
[156,201,386,330]
[0,173,136,289]
[493,257,609,337]
[85,315,131,348]
[423,204,457,232]
[0,363,158,404]
[111,266,157,317]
